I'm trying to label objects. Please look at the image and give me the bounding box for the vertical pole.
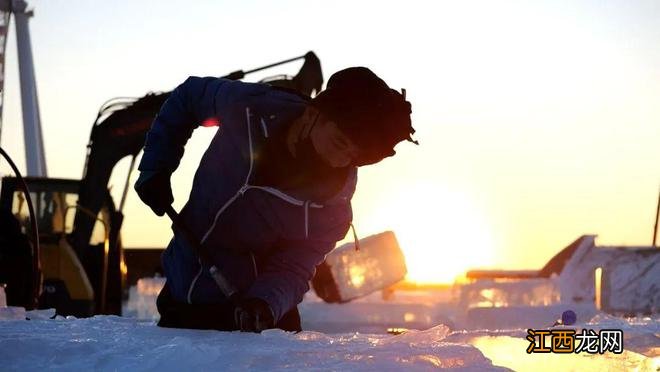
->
[13,0,46,176]
[653,187,659,248]
[594,267,602,311]
[0,8,11,143]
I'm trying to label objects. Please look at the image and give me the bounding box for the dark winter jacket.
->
[138,77,356,323]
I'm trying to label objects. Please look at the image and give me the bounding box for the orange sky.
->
[1,0,659,283]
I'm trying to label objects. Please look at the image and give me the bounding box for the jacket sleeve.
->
[245,237,341,323]
[138,76,234,172]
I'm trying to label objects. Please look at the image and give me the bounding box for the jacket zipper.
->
[186,106,321,303]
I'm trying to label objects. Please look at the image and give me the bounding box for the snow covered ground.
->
[1,279,658,371]
[0,308,657,371]
[1,311,504,371]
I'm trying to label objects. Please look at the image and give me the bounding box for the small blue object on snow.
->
[561,310,577,325]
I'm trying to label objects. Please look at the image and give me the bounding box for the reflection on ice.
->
[470,335,658,372]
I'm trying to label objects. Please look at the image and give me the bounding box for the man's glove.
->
[134,171,173,216]
[234,297,274,333]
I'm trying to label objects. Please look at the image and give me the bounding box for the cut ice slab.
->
[462,304,599,330]
[0,317,507,371]
[0,306,26,321]
[312,231,407,303]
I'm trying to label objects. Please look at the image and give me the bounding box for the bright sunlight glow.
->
[366,182,496,284]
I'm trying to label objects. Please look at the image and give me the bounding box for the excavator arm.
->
[70,92,169,255]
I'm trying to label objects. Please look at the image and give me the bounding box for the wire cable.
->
[0,146,41,309]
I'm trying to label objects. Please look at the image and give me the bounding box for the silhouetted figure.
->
[135,67,416,332]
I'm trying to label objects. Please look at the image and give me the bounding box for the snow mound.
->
[0,317,506,371]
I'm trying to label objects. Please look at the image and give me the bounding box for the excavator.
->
[0,52,323,317]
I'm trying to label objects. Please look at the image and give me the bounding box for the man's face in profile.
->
[309,116,361,168]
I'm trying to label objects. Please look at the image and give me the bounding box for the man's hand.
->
[234,297,274,333]
[134,171,174,216]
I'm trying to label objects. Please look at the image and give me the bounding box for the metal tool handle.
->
[165,206,239,303]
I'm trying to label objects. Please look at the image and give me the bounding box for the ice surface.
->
[25,308,57,320]
[18,241,660,372]
[3,277,653,371]
[0,306,25,321]
[462,303,598,330]
[0,311,657,371]
[0,317,505,371]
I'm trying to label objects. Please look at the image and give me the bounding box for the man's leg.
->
[156,281,236,331]
[275,306,302,332]
[156,281,182,328]
[156,281,302,332]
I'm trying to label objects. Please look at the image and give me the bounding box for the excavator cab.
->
[0,177,126,317]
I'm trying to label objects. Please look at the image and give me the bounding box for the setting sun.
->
[363,182,496,284]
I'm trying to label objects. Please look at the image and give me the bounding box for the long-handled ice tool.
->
[165,206,239,305]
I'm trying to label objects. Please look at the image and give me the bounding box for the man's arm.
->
[245,236,344,324]
[135,76,248,215]
[138,76,227,173]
